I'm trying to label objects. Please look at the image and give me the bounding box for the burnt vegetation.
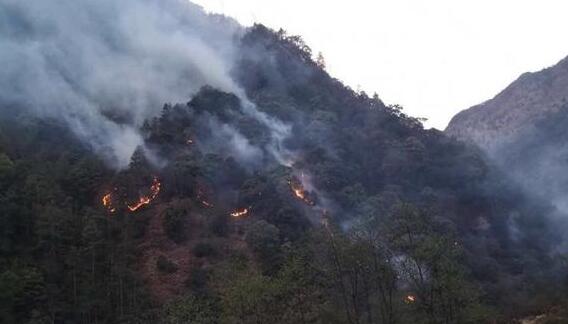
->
[1,24,567,324]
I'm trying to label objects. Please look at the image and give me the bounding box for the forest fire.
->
[126,177,161,212]
[102,193,116,213]
[288,178,316,206]
[102,193,111,207]
[201,200,213,208]
[230,208,249,218]
[405,295,416,303]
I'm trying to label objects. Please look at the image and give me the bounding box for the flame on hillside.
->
[230,208,249,218]
[405,295,416,303]
[126,177,161,212]
[288,178,315,206]
[102,192,116,213]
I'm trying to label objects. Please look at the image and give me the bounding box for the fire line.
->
[230,208,249,218]
[126,177,161,212]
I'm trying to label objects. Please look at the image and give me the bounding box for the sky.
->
[191,0,568,129]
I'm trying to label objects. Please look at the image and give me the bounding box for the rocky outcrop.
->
[446,56,568,153]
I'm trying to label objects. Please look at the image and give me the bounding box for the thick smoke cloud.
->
[199,115,264,170]
[0,0,247,168]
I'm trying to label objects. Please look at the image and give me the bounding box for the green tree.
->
[163,206,188,243]
[161,294,219,324]
[386,204,488,324]
[245,220,282,275]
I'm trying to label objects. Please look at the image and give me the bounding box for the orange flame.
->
[102,193,111,206]
[102,193,116,213]
[405,295,416,303]
[293,187,306,199]
[126,177,161,212]
[230,208,249,218]
[289,179,315,206]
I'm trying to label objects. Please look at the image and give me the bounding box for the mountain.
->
[446,56,568,152]
[446,56,568,230]
[1,1,567,323]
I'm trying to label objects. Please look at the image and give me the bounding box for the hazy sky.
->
[192,0,568,129]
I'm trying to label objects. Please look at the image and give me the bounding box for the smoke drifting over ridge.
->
[0,0,256,168]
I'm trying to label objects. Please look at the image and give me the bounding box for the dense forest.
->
[1,23,568,324]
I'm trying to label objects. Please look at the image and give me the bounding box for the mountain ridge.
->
[446,55,568,152]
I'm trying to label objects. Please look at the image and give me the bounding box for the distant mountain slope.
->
[446,55,568,248]
[446,56,568,152]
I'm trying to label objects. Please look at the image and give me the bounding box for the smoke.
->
[197,115,264,170]
[240,99,293,166]
[486,105,568,251]
[0,0,248,168]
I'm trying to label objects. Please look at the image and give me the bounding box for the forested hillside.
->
[1,15,567,324]
[447,56,568,256]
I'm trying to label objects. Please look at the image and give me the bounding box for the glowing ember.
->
[230,208,249,218]
[126,177,161,212]
[288,178,315,206]
[294,187,305,199]
[102,193,111,207]
[405,295,416,303]
[102,193,116,213]
[196,187,214,208]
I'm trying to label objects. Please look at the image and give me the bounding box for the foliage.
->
[245,220,283,275]
[160,294,219,324]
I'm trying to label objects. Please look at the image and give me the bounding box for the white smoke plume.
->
[198,116,264,170]
[0,0,248,168]
[240,99,293,166]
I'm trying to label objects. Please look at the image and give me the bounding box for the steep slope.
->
[446,55,568,231]
[446,56,568,152]
[1,2,567,322]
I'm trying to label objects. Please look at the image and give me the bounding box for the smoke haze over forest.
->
[1,1,568,323]
[0,0,245,167]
